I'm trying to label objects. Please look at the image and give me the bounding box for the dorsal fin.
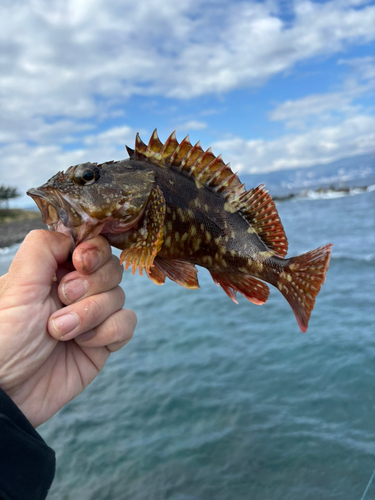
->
[232,184,288,257]
[127,129,245,198]
[125,145,135,158]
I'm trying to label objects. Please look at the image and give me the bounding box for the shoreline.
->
[0,217,46,249]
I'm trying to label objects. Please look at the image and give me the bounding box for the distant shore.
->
[0,209,46,248]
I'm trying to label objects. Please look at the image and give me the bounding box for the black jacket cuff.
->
[0,388,55,500]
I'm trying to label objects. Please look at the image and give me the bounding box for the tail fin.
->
[278,244,333,332]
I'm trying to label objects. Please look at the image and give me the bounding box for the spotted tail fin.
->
[278,244,333,332]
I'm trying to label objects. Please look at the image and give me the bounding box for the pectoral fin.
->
[120,186,166,275]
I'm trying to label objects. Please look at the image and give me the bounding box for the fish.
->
[27,130,332,332]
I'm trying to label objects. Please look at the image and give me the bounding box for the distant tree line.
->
[0,185,20,208]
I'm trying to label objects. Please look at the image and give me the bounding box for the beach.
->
[0,216,45,248]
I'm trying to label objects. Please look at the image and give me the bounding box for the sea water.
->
[0,190,374,499]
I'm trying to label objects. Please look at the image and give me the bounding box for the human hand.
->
[0,230,136,428]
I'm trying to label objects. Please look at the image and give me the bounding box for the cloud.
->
[213,115,375,173]
[338,55,375,81]
[269,92,358,126]
[175,120,207,131]
[270,56,375,128]
[1,0,375,134]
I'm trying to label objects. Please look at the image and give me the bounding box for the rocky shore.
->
[0,212,46,248]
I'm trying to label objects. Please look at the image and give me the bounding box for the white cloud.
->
[270,55,375,128]
[213,115,375,173]
[1,0,375,133]
[269,92,357,124]
[176,121,207,131]
[339,55,375,81]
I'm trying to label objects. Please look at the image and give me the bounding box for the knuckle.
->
[110,316,126,343]
[107,310,135,344]
[108,257,124,285]
[84,295,105,324]
[113,285,125,307]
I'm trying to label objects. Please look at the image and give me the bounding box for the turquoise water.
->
[1,190,374,499]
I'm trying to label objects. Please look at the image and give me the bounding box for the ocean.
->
[0,188,374,499]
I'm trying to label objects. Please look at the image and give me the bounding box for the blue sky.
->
[1,0,374,206]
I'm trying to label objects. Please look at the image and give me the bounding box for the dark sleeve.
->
[0,388,55,500]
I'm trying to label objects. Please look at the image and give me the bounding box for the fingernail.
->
[52,312,79,337]
[62,279,88,303]
[75,330,95,342]
[81,248,101,272]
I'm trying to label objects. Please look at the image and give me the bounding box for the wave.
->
[302,185,374,200]
[0,244,21,255]
[0,246,13,255]
[275,185,375,202]
[330,253,375,263]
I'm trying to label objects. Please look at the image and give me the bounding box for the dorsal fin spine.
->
[180,142,203,172]
[189,148,216,177]
[206,163,230,187]
[170,135,192,167]
[225,174,242,200]
[212,167,233,191]
[133,131,246,199]
[135,133,147,159]
[126,145,135,158]
[196,154,224,183]
[146,129,163,155]
[160,131,177,161]
[227,183,246,202]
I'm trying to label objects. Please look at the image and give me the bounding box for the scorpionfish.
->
[27,130,332,332]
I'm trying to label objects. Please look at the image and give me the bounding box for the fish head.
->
[27,160,155,248]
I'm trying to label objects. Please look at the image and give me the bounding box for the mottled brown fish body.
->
[124,161,272,263]
[27,130,332,332]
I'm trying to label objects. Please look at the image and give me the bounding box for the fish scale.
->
[27,129,332,332]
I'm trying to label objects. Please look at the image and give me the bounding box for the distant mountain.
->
[239,153,375,196]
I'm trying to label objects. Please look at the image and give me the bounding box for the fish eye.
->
[73,163,101,186]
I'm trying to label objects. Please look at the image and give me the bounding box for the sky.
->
[1,0,375,207]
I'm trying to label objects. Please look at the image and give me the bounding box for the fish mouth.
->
[27,187,80,228]
[27,187,106,249]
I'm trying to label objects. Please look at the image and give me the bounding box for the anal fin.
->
[147,264,166,285]
[149,256,200,289]
[210,271,269,305]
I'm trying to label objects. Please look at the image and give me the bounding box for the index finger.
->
[72,235,113,274]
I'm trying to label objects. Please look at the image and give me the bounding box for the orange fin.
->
[278,244,333,332]
[127,129,245,198]
[150,256,200,289]
[228,184,288,257]
[120,186,165,275]
[147,264,166,285]
[210,271,270,305]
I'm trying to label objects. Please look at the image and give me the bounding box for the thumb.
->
[7,230,71,288]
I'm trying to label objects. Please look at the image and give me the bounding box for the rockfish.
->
[27,130,332,332]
